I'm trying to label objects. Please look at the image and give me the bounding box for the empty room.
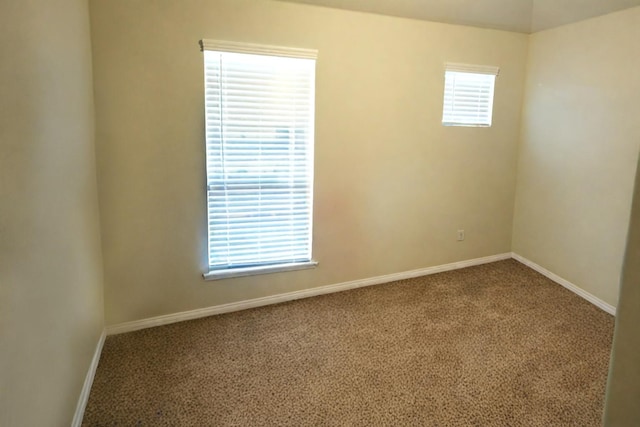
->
[2,0,640,425]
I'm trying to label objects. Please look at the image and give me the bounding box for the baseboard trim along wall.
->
[105,252,616,336]
[72,330,106,427]
[106,253,512,335]
[511,252,617,316]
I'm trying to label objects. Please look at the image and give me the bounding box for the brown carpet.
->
[83,260,614,426]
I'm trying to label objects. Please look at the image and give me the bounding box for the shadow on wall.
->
[604,152,640,425]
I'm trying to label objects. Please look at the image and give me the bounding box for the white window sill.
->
[442,123,491,127]
[203,261,318,281]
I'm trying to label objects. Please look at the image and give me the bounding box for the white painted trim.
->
[511,252,616,316]
[204,261,318,281]
[106,253,512,335]
[71,329,106,427]
[445,62,500,76]
[199,39,318,59]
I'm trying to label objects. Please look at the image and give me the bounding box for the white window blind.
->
[442,63,499,127]
[201,40,317,277]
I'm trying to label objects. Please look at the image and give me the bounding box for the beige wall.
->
[89,0,528,325]
[0,0,104,425]
[604,154,640,425]
[512,7,640,307]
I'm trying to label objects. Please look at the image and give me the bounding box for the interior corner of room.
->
[2,0,640,425]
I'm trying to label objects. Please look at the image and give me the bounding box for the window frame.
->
[441,63,499,128]
[200,40,319,280]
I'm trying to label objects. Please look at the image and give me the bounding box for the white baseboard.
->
[511,252,616,316]
[73,252,615,425]
[71,329,106,427]
[106,252,512,335]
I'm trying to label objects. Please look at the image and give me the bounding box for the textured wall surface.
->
[0,0,104,425]
[512,7,640,306]
[604,154,640,425]
[89,0,528,325]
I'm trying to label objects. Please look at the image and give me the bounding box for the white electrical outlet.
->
[457,230,465,241]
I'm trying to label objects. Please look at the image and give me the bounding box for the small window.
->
[200,40,318,280]
[442,63,499,127]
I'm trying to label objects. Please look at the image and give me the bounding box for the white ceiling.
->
[276,0,640,33]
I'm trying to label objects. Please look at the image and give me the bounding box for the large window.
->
[200,40,317,280]
[442,63,499,127]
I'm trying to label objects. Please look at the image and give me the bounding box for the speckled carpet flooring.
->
[83,260,614,426]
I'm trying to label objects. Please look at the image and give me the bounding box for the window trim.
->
[200,40,318,279]
[199,39,317,59]
[442,62,499,128]
[204,261,318,281]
